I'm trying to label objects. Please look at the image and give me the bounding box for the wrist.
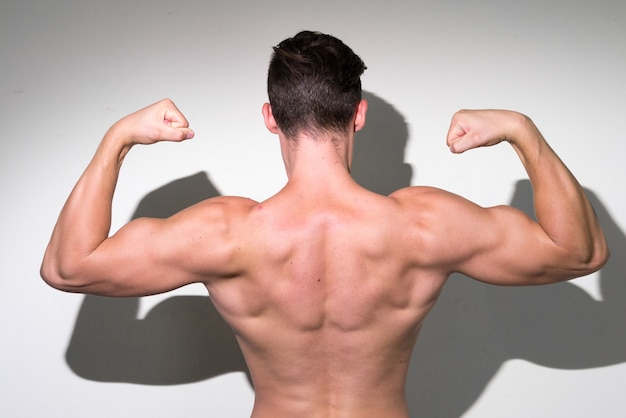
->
[502,111,530,143]
[99,125,134,166]
[507,113,545,167]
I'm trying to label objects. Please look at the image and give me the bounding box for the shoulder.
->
[387,185,466,232]
[388,185,478,215]
[160,195,259,250]
[173,195,259,223]
[386,186,490,266]
[156,196,260,279]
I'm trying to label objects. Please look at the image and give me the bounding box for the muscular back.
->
[40,97,608,417]
[205,183,448,417]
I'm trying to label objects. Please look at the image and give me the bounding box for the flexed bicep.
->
[59,217,198,296]
[59,197,249,297]
[400,188,588,286]
[442,108,608,283]
[450,204,578,286]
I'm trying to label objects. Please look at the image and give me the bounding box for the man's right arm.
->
[405,110,609,285]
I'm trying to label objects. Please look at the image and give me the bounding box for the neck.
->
[281,132,354,185]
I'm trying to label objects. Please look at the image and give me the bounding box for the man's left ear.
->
[262,103,280,134]
[354,99,368,132]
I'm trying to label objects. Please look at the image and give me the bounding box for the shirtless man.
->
[41,31,608,417]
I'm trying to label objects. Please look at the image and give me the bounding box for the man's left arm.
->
[41,99,204,296]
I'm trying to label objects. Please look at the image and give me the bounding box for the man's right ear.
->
[354,99,368,132]
[262,103,280,134]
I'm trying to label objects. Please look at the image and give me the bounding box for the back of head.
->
[268,31,366,140]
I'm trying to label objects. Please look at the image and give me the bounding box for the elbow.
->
[40,258,70,292]
[565,237,610,279]
[40,254,88,293]
[585,237,610,273]
[544,235,610,284]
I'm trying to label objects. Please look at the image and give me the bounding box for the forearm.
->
[42,129,131,285]
[509,114,608,269]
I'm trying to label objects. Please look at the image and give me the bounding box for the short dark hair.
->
[267,31,366,140]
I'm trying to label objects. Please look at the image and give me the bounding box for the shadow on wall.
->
[406,181,626,417]
[65,91,625,417]
[65,173,250,385]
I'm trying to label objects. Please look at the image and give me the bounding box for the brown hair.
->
[267,31,366,140]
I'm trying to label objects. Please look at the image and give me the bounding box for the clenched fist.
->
[446,109,532,154]
[106,98,195,147]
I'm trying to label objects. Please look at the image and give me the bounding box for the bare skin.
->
[41,98,608,417]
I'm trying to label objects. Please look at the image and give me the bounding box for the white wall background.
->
[1,0,624,417]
